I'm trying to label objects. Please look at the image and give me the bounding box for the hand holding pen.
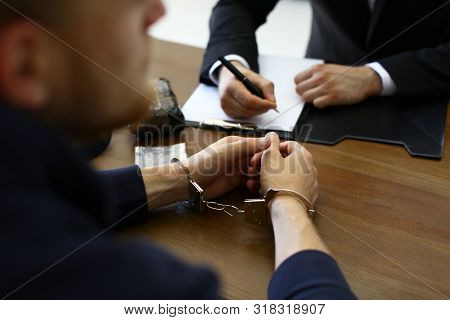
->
[217,57,279,118]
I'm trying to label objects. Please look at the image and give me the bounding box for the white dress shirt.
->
[209,0,397,96]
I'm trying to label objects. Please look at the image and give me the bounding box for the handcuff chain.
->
[204,201,245,217]
[171,158,246,217]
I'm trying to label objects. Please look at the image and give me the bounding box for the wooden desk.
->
[92,39,450,300]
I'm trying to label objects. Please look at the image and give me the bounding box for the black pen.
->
[218,56,279,113]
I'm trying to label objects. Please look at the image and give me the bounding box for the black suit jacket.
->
[200,0,450,98]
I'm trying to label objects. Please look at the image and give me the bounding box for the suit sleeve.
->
[378,42,450,98]
[200,0,279,85]
[269,250,357,300]
[97,166,150,226]
[0,190,219,299]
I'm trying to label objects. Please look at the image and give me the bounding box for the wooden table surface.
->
[92,39,450,300]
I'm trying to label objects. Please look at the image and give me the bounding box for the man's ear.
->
[0,21,50,109]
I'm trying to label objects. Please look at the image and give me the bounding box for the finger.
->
[221,93,252,118]
[311,191,319,206]
[229,93,265,118]
[302,86,325,103]
[295,74,324,95]
[311,181,319,205]
[203,172,242,200]
[231,135,271,158]
[250,151,264,168]
[214,135,242,145]
[230,80,276,112]
[221,81,258,118]
[211,137,267,173]
[245,166,260,178]
[294,65,318,84]
[227,91,272,118]
[247,73,277,104]
[299,147,315,172]
[284,143,313,174]
[313,95,334,109]
[208,136,240,154]
[266,132,281,153]
[279,141,299,157]
[261,133,281,169]
[313,166,318,178]
[246,178,260,193]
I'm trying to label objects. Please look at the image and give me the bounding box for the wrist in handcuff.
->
[169,160,191,201]
[266,189,314,218]
[268,193,308,212]
[171,158,315,226]
[245,189,315,226]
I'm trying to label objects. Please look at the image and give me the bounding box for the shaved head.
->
[0,0,165,138]
[0,0,69,25]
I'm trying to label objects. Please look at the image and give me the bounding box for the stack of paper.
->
[182,56,323,132]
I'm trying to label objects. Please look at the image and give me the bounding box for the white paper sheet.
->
[135,143,187,168]
[182,56,323,132]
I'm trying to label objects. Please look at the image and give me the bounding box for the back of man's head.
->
[0,1,66,26]
[0,0,164,138]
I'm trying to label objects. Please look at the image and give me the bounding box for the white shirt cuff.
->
[366,62,397,96]
[208,54,250,85]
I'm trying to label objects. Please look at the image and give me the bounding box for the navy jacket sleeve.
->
[200,0,279,85]
[0,189,219,299]
[97,166,150,226]
[269,250,356,300]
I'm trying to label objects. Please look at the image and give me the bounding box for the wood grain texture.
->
[93,39,450,300]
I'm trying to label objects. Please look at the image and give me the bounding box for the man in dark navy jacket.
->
[200,0,450,118]
[0,0,355,299]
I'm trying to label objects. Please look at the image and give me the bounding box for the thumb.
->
[266,132,281,154]
[261,133,281,171]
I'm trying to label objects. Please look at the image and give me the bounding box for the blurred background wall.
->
[150,0,312,57]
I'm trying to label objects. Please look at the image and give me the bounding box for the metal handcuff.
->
[171,158,315,226]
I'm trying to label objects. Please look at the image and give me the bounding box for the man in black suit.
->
[200,0,450,118]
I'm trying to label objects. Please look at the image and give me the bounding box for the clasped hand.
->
[181,133,318,207]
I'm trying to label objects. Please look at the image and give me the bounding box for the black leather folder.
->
[295,98,448,159]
